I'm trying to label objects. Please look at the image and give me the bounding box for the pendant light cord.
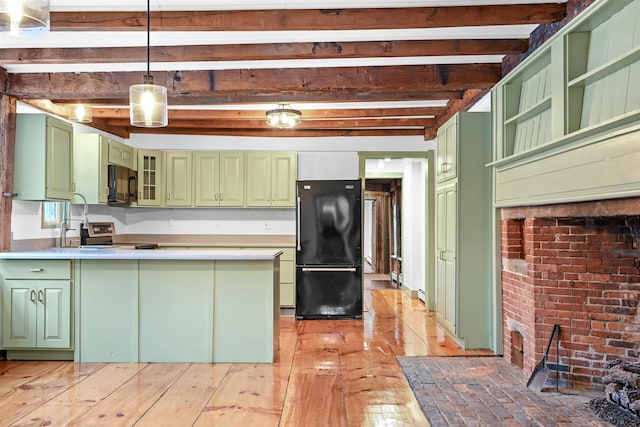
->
[146,0,151,77]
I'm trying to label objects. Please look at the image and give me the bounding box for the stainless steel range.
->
[83,222,157,249]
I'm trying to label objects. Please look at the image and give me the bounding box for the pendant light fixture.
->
[266,104,302,129]
[129,0,168,128]
[0,0,50,35]
[68,104,92,123]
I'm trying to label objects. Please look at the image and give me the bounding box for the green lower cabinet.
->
[213,260,279,363]
[73,256,279,363]
[2,279,71,349]
[77,260,138,362]
[279,249,295,308]
[138,260,214,363]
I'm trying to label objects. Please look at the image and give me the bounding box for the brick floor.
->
[397,356,610,426]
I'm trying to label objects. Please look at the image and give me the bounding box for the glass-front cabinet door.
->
[137,149,163,206]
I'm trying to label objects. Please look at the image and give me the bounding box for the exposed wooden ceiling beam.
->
[0,39,528,64]
[50,4,566,31]
[89,107,447,120]
[105,117,434,129]
[7,64,500,103]
[440,88,490,126]
[127,127,430,138]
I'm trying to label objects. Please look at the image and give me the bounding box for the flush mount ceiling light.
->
[129,0,168,128]
[68,104,92,123]
[0,0,49,35]
[266,105,302,129]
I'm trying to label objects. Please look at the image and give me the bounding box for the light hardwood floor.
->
[0,277,493,426]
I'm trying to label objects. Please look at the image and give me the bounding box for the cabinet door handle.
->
[30,290,36,302]
[30,268,43,272]
[167,192,171,200]
[38,290,44,303]
[220,193,223,200]
[440,162,450,173]
[296,197,301,251]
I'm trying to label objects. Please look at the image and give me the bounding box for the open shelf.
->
[568,46,640,88]
[505,96,552,126]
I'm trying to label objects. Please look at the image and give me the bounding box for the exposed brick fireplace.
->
[501,198,640,389]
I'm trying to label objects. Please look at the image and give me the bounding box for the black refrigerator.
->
[296,179,362,319]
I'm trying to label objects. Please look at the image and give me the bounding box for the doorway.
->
[363,178,401,288]
[359,153,434,305]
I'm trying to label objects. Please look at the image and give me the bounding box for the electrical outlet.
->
[168,218,174,227]
[263,221,273,230]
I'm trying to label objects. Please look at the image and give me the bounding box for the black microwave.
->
[107,164,137,206]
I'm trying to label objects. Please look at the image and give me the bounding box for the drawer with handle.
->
[1,260,71,280]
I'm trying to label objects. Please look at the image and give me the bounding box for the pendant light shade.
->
[266,105,302,129]
[0,0,49,35]
[129,0,168,128]
[130,76,168,127]
[68,104,92,123]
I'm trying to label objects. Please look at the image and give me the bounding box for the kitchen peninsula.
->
[0,248,280,364]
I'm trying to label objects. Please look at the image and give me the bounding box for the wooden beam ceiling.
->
[1,2,566,139]
[6,64,501,103]
[0,39,528,64]
[49,5,565,31]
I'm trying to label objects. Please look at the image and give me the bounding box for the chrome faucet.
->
[74,192,89,229]
[59,193,89,248]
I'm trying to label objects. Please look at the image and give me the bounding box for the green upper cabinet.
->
[436,114,458,183]
[492,0,640,207]
[108,139,134,169]
[137,149,163,207]
[245,152,271,207]
[194,151,245,207]
[494,0,640,161]
[219,152,245,207]
[246,151,297,207]
[271,152,297,207]
[14,114,74,201]
[165,151,193,207]
[73,134,109,205]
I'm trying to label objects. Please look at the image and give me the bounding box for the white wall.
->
[298,152,359,180]
[401,159,426,293]
[122,207,294,235]
[10,201,127,241]
[363,199,374,264]
[128,133,430,153]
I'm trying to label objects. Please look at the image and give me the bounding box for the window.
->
[41,201,68,229]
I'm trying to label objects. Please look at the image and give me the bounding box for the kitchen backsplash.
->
[10,200,295,242]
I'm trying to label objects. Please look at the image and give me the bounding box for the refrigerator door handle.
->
[296,196,301,251]
[301,267,357,272]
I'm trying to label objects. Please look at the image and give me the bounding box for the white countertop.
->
[0,248,282,261]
